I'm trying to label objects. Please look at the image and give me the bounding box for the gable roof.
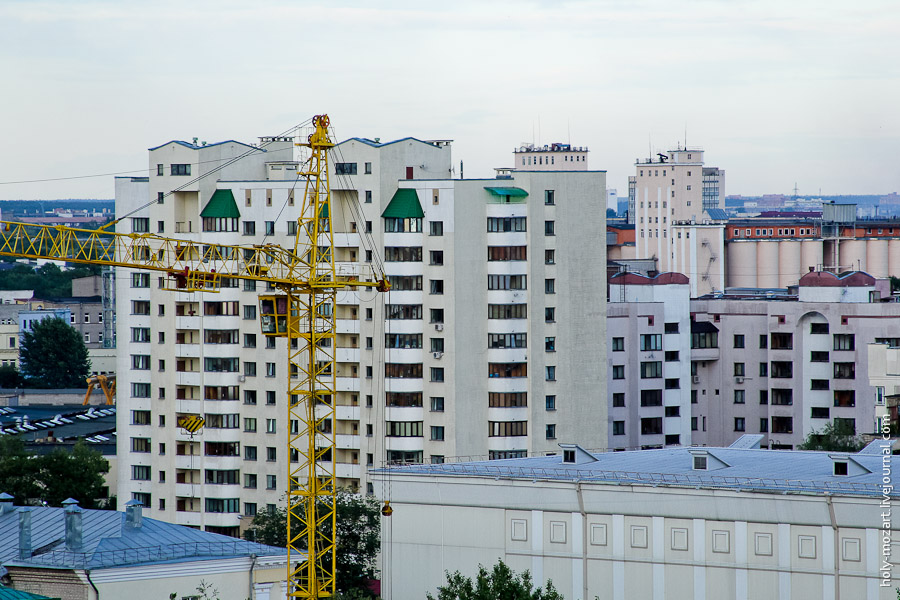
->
[200,189,240,219]
[0,503,284,573]
[147,140,262,152]
[798,270,876,287]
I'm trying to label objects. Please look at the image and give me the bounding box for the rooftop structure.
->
[513,143,588,171]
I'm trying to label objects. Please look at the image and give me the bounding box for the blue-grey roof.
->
[705,208,728,220]
[0,405,116,443]
[375,443,899,498]
[0,504,285,573]
[147,140,264,152]
[338,136,439,149]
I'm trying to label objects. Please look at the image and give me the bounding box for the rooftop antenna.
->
[684,122,688,149]
[567,119,571,146]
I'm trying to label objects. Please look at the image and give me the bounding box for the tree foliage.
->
[243,490,381,597]
[0,364,22,388]
[0,437,110,508]
[798,419,865,452]
[427,560,563,600]
[19,316,91,388]
[0,262,100,299]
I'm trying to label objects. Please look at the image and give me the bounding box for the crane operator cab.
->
[259,295,289,336]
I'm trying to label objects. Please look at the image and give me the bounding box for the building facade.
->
[513,143,588,171]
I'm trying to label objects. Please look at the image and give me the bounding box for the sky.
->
[0,0,898,200]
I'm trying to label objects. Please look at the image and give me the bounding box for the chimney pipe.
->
[0,492,13,515]
[125,499,143,529]
[18,508,32,559]
[63,498,83,552]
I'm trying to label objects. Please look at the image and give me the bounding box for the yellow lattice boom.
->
[0,114,386,599]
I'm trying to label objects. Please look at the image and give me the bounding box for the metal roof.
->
[374,443,899,498]
[200,189,240,219]
[382,189,424,219]
[0,503,285,573]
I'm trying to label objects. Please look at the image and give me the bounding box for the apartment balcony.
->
[203,512,241,528]
[175,316,201,330]
[175,372,201,387]
[199,454,242,470]
[336,462,361,480]
[336,348,360,364]
[335,434,360,450]
[201,428,242,443]
[384,436,424,452]
[335,405,360,421]
[385,407,424,422]
[487,348,527,363]
[175,483,201,498]
[175,512,202,528]
[204,484,243,498]
[336,320,360,335]
[175,455,201,470]
[691,347,720,362]
[175,343,201,358]
[487,407,528,422]
[336,377,360,392]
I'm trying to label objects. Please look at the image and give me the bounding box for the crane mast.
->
[0,114,385,599]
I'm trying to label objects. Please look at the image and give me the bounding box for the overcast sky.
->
[1,0,898,200]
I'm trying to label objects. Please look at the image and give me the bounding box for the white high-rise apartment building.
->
[632,148,726,296]
[116,132,607,534]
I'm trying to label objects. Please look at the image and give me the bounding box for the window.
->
[488,274,527,290]
[545,337,555,352]
[386,304,422,320]
[544,221,555,236]
[734,362,745,377]
[488,333,527,348]
[287,220,297,235]
[388,275,422,291]
[266,475,277,490]
[131,327,150,343]
[131,410,151,425]
[132,465,151,481]
[613,421,625,435]
[691,331,718,349]
[430,397,445,412]
[664,350,679,362]
[734,418,746,432]
[430,426,445,441]
[759,334,767,349]
[612,365,625,379]
[430,221,443,236]
[810,322,829,334]
[488,421,527,437]
[833,334,855,351]
[640,417,662,435]
[488,304,527,319]
[545,424,556,439]
[811,407,830,419]
[734,390,745,404]
[546,395,556,410]
[430,309,444,323]
[488,246,527,261]
[267,447,277,461]
[545,366,556,381]
[612,337,624,351]
[131,437,151,453]
[770,333,793,350]
[640,361,662,379]
[131,383,151,398]
[545,249,555,264]
[386,393,423,407]
[771,389,793,405]
[487,216,526,232]
[131,354,150,370]
[545,190,555,205]
[833,362,855,379]
[266,363,277,377]
[384,217,423,233]
[170,164,190,176]
[387,421,424,437]
[733,334,745,348]
[771,361,793,378]
[664,378,679,389]
[364,162,372,174]
[664,322,679,334]
[665,406,680,417]
[489,363,526,378]
[430,250,444,265]
[771,416,793,434]
[811,379,829,390]
[243,305,257,320]
[640,389,662,406]
[384,247,422,262]
[431,367,444,382]
[386,333,423,349]
[243,418,257,433]
[640,334,662,351]
[335,162,357,175]
[132,300,150,315]
[489,392,527,407]
[131,272,149,287]
[834,390,856,407]
[544,279,555,294]
[430,280,444,295]
[545,307,556,322]
[811,351,830,362]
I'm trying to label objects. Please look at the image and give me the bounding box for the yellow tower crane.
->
[0,114,387,599]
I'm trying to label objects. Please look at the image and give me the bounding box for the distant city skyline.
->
[1,0,898,200]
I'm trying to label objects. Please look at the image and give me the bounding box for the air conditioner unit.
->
[691,375,700,384]
[735,376,744,384]
[238,375,246,382]
[435,323,444,331]
[433,352,443,359]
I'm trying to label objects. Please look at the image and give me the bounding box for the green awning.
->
[200,189,240,218]
[484,186,528,198]
[382,189,424,218]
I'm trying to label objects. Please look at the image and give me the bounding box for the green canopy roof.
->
[484,186,528,198]
[0,587,55,600]
[382,189,424,219]
[200,189,240,218]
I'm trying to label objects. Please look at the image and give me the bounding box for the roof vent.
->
[125,499,143,529]
[63,498,83,552]
[558,444,598,465]
[18,507,32,559]
[0,492,13,515]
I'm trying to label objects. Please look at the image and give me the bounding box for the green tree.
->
[0,262,100,299]
[798,420,865,452]
[0,363,21,388]
[0,437,109,508]
[19,316,91,388]
[243,490,381,596]
[427,559,563,600]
